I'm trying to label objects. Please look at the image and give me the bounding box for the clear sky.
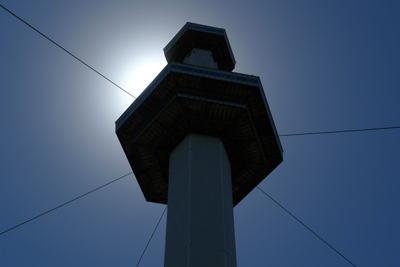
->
[1,1,399,266]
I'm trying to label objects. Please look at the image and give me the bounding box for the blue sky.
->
[1,1,399,266]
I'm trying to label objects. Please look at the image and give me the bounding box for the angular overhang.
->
[116,62,283,206]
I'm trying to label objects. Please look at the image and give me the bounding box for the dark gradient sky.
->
[1,1,399,266]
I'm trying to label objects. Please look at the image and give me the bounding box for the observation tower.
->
[116,22,283,267]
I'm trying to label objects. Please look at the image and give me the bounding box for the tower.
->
[116,22,283,266]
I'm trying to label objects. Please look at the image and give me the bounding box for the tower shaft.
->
[165,134,237,267]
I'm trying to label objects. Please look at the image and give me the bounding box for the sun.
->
[125,56,166,98]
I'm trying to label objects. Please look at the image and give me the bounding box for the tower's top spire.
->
[163,22,236,71]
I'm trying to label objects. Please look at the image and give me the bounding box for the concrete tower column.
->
[165,134,237,267]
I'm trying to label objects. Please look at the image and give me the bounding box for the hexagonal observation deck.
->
[116,22,283,207]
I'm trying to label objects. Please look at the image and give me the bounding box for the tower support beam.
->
[165,134,237,267]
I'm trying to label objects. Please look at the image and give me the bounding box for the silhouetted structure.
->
[116,22,283,266]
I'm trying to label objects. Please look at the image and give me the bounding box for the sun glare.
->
[126,57,166,98]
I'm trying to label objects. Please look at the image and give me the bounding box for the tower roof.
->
[163,22,236,71]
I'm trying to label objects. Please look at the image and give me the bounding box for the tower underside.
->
[115,62,283,206]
